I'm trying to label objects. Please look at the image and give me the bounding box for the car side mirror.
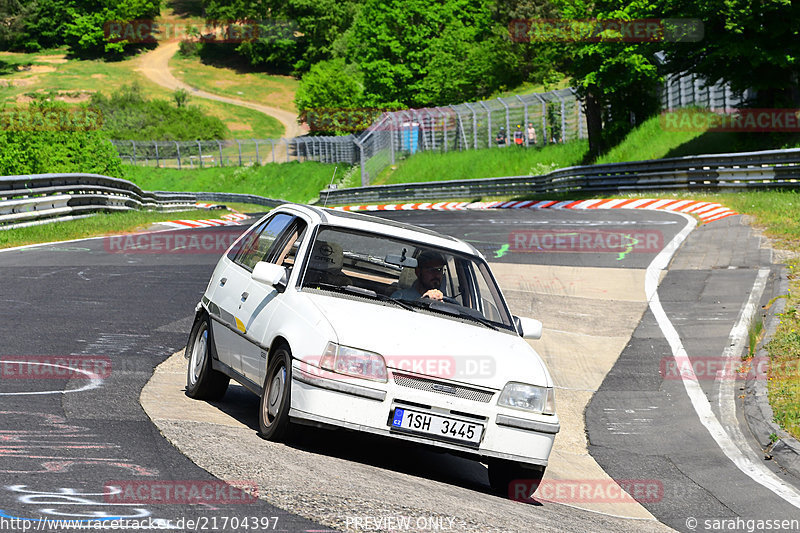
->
[514,316,543,340]
[252,262,287,291]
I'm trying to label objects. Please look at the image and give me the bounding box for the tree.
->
[658,0,800,108]
[63,0,160,57]
[201,0,360,73]
[545,0,663,157]
[0,0,31,50]
[294,58,371,134]
[2,0,159,56]
[343,0,520,108]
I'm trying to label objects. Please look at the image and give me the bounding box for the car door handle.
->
[220,277,227,286]
[241,292,249,301]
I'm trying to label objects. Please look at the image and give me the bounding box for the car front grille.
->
[392,372,495,403]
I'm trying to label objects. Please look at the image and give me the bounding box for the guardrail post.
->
[217,140,223,167]
[198,141,203,169]
[132,141,137,165]
[175,141,181,170]
[154,142,160,167]
[237,140,242,166]
[253,139,260,165]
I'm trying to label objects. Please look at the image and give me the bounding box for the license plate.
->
[390,408,483,446]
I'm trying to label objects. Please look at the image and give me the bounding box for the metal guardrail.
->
[319,148,800,205]
[0,173,197,230]
[167,191,285,209]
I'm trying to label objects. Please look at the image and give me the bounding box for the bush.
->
[90,84,229,140]
[0,101,122,176]
[178,39,199,57]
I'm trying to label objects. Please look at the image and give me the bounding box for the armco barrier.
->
[0,173,197,230]
[319,148,800,205]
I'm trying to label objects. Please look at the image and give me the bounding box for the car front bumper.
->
[290,362,558,466]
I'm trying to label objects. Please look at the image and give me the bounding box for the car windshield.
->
[300,226,514,330]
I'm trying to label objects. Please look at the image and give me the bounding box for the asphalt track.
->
[1,208,798,532]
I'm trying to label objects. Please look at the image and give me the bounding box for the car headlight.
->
[498,382,555,415]
[319,342,388,383]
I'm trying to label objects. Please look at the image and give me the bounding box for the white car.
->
[185,204,559,495]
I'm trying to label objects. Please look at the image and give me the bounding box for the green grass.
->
[766,272,800,440]
[596,112,800,164]
[123,161,347,204]
[0,50,168,103]
[0,50,284,139]
[373,141,589,185]
[594,115,708,164]
[170,56,299,113]
[0,208,212,249]
[196,99,283,138]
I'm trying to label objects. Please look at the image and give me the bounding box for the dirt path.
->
[135,41,305,139]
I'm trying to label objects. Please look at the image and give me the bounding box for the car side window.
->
[270,221,308,272]
[233,213,296,271]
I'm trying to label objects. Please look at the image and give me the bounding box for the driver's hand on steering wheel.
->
[421,289,444,301]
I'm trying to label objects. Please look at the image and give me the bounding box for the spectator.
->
[513,124,524,146]
[527,122,537,145]
[495,126,507,146]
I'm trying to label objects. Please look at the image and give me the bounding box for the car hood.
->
[303,292,551,390]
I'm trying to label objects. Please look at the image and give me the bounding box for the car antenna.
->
[323,166,337,208]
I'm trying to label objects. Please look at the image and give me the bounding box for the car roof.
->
[276,204,480,256]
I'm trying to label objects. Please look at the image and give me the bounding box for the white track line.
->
[647,214,800,508]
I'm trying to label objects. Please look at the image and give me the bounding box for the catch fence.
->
[112,74,746,186]
[111,137,358,168]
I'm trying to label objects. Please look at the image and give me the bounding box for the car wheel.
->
[488,460,545,500]
[185,314,230,401]
[259,343,293,441]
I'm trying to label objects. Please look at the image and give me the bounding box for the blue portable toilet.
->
[400,121,420,154]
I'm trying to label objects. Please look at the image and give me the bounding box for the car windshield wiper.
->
[451,308,500,331]
[397,297,500,331]
[305,282,417,312]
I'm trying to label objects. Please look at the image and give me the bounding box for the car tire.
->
[488,460,545,500]
[186,314,230,401]
[258,343,293,441]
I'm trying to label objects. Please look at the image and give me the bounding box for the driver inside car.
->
[391,251,447,301]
